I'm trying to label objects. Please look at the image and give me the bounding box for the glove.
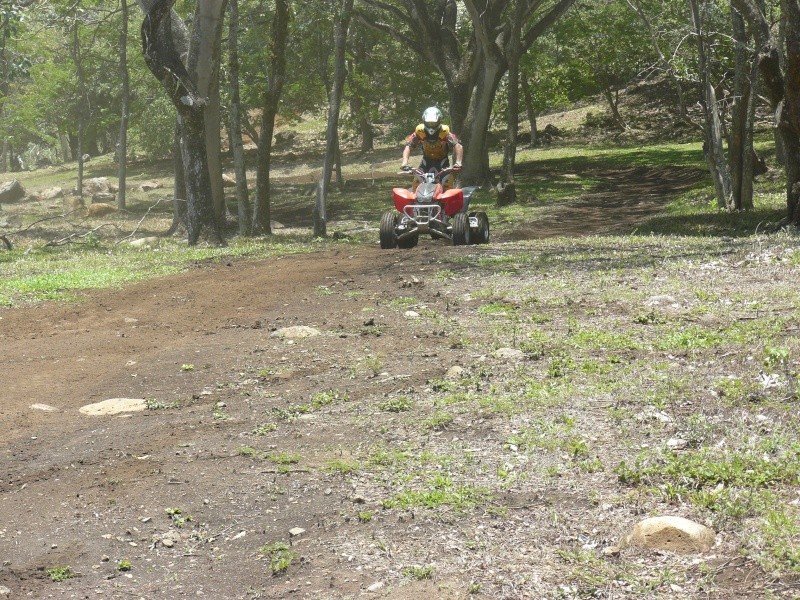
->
[452,162,462,170]
[401,164,412,172]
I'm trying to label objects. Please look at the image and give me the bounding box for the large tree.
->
[140,0,223,244]
[732,0,800,225]
[360,0,576,185]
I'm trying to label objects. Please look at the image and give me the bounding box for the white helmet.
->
[422,106,443,136]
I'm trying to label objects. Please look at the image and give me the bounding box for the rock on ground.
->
[0,179,25,203]
[622,516,715,554]
[79,398,148,416]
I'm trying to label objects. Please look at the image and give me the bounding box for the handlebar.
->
[398,166,460,179]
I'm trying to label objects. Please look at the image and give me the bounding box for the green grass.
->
[46,566,75,582]
[260,541,297,575]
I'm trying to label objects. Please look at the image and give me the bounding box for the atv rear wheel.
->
[473,211,490,244]
[452,212,470,246]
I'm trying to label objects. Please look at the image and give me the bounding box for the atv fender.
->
[438,188,464,216]
[392,188,416,212]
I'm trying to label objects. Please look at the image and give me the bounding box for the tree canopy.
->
[1,0,799,237]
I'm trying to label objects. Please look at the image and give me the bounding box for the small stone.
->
[493,347,524,360]
[0,585,10,596]
[289,527,306,537]
[79,398,147,416]
[644,295,678,307]
[404,310,420,319]
[86,203,116,217]
[138,180,163,192]
[162,538,174,548]
[445,366,465,380]
[129,237,160,249]
[367,581,384,592]
[667,438,688,450]
[271,326,322,339]
[30,403,59,412]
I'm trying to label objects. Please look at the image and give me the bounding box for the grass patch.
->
[46,566,75,582]
[260,541,297,576]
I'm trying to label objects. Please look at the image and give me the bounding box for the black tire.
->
[397,232,419,249]
[473,211,490,244]
[379,211,398,249]
[452,212,470,246]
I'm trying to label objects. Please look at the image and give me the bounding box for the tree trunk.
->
[729,7,757,210]
[689,0,732,209]
[781,0,800,225]
[521,71,538,147]
[227,0,251,236]
[499,4,524,206]
[603,87,627,130]
[461,54,504,186]
[71,13,87,199]
[117,0,130,210]
[315,0,354,238]
[141,0,222,245]
[187,0,228,225]
[167,123,188,236]
[252,0,290,235]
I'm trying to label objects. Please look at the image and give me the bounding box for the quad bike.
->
[379,166,490,249]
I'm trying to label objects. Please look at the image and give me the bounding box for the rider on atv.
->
[401,107,463,189]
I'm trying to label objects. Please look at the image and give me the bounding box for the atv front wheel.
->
[452,212,470,246]
[379,211,398,249]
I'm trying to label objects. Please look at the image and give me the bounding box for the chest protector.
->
[414,124,451,161]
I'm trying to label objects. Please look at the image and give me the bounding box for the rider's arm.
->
[454,141,464,166]
[401,144,412,167]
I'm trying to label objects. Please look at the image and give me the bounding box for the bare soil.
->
[0,165,786,599]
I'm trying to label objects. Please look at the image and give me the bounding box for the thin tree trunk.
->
[315,0,354,237]
[252,0,290,235]
[228,0,251,235]
[729,7,758,210]
[71,12,88,199]
[117,0,130,210]
[499,4,524,206]
[521,71,538,147]
[690,0,732,208]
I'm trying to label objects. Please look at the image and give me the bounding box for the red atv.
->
[380,166,490,249]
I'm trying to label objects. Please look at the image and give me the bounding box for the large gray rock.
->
[0,179,25,203]
[42,186,64,200]
[84,177,110,194]
[622,516,715,554]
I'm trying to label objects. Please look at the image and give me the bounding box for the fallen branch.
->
[117,198,165,245]
[45,223,117,247]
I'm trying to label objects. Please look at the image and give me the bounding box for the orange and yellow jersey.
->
[405,124,461,162]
